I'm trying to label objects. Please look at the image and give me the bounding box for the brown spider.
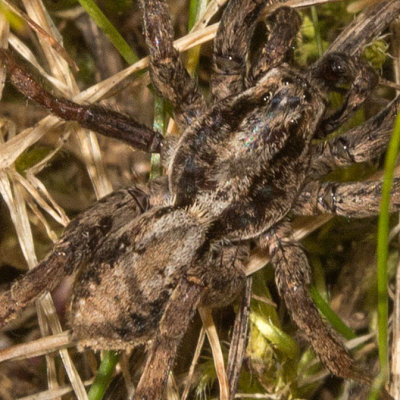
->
[1,0,400,398]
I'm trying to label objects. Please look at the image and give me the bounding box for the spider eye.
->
[262,92,272,102]
[331,60,346,76]
[322,54,349,81]
[302,91,312,102]
[282,77,293,86]
[287,116,302,135]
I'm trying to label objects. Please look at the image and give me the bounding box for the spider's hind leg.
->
[261,223,371,383]
[0,186,151,327]
[134,276,204,400]
[294,176,400,218]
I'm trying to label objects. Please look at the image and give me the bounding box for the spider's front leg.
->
[261,223,371,383]
[309,0,400,137]
[311,53,379,136]
[140,0,206,127]
[210,0,265,100]
[247,7,301,85]
[309,94,400,178]
[0,50,163,153]
[305,0,400,177]
[211,1,301,99]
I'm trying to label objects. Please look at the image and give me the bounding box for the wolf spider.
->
[1,0,400,398]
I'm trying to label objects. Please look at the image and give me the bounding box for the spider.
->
[0,0,400,398]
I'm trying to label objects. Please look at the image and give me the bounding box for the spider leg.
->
[261,223,371,383]
[310,53,379,136]
[0,50,163,153]
[140,0,206,128]
[227,277,252,400]
[210,0,265,101]
[134,276,204,400]
[134,241,248,400]
[293,177,400,218]
[325,0,400,57]
[309,0,400,137]
[0,186,151,327]
[309,95,400,179]
[247,7,301,86]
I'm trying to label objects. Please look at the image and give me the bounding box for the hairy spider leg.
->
[0,50,163,153]
[294,177,400,218]
[263,223,372,383]
[312,53,379,135]
[0,251,68,326]
[140,0,206,128]
[210,0,266,100]
[247,7,301,85]
[0,187,150,327]
[327,0,400,57]
[226,277,252,400]
[134,277,204,400]
[309,95,400,178]
[308,0,400,137]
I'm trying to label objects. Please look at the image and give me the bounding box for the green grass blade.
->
[186,0,207,75]
[310,286,356,340]
[310,6,323,57]
[368,111,400,400]
[77,0,138,64]
[88,351,119,400]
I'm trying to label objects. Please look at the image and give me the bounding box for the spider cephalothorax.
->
[1,0,400,399]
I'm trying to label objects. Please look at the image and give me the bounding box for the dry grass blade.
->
[0,171,37,265]
[198,307,229,400]
[0,116,62,168]
[8,33,71,95]
[391,261,400,398]
[0,0,77,70]
[347,0,384,13]
[190,0,227,32]
[181,328,206,400]
[235,394,280,399]
[166,373,179,400]
[0,13,8,96]
[0,331,73,362]
[0,170,62,399]
[11,170,69,227]
[22,0,112,199]
[16,379,94,400]
[0,1,92,398]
